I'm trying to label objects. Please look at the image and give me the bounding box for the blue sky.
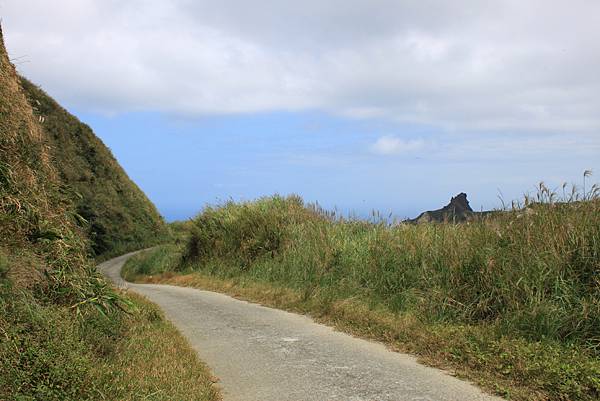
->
[77,109,599,221]
[2,0,599,221]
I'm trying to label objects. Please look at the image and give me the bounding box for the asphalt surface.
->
[98,251,503,401]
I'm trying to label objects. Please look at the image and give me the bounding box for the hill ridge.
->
[18,77,167,256]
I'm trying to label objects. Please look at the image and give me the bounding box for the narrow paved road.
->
[99,252,502,401]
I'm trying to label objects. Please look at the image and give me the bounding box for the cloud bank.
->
[2,0,600,133]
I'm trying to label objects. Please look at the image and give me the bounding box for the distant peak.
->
[445,193,473,213]
[409,192,475,223]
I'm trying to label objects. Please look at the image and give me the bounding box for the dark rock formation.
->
[408,193,477,223]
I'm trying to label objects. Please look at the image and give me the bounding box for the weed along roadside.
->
[124,189,600,401]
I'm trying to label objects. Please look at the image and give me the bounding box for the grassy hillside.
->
[0,23,88,295]
[126,188,600,400]
[19,78,167,257]
[0,25,218,400]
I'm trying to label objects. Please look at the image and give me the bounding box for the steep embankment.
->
[0,24,84,285]
[0,25,218,400]
[20,78,167,256]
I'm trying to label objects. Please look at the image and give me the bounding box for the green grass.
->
[125,187,600,400]
[122,244,181,281]
[93,292,220,401]
[0,277,219,401]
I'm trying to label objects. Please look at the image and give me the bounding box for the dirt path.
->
[99,252,502,401]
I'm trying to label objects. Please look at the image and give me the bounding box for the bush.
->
[183,195,321,268]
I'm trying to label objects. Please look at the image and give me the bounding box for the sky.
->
[1,0,599,221]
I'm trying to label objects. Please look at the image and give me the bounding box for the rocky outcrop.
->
[408,193,477,223]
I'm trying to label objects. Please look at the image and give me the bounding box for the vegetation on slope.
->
[0,23,98,308]
[126,186,600,400]
[0,26,218,400]
[19,78,168,258]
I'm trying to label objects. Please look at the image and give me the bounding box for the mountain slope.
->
[19,78,167,256]
[1,25,218,401]
[0,25,86,280]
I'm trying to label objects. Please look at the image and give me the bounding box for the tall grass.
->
[121,182,600,399]
[181,186,600,348]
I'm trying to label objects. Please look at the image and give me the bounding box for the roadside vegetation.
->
[0,282,219,401]
[0,25,218,401]
[125,181,600,401]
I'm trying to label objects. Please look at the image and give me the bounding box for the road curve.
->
[99,252,503,401]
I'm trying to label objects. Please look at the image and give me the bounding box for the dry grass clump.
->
[0,25,59,250]
[1,25,109,308]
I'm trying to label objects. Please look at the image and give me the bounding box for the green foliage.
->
[183,194,322,268]
[182,191,600,346]
[0,283,218,401]
[168,220,195,244]
[19,78,168,257]
[0,285,107,400]
[122,245,182,280]
[170,187,600,400]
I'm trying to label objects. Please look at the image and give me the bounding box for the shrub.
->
[183,195,321,268]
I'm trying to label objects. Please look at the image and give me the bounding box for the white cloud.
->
[371,136,425,155]
[1,0,599,133]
